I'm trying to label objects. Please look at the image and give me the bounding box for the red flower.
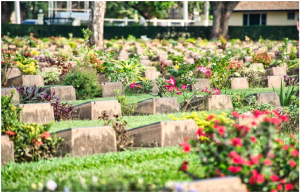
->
[181,161,189,171]
[280,179,285,184]
[228,151,239,158]
[35,141,43,146]
[180,142,190,153]
[271,189,277,192]
[280,115,289,122]
[232,111,239,118]
[251,121,257,126]
[275,139,284,145]
[249,155,262,166]
[290,149,299,157]
[288,160,297,167]
[270,174,280,182]
[231,138,243,148]
[263,159,272,166]
[41,131,50,139]
[6,130,15,136]
[130,82,137,89]
[249,170,265,184]
[285,183,293,191]
[250,137,257,143]
[277,184,283,191]
[196,128,206,137]
[228,166,242,174]
[32,139,36,143]
[207,114,215,121]
[253,110,264,118]
[283,145,289,150]
[217,126,226,136]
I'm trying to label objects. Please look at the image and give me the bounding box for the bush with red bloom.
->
[288,160,297,167]
[250,137,256,143]
[270,175,280,182]
[180,161,189,171]
[6,130,15,136]
[263,159,272,166]
[180,142,191,153]
[228,166,242,174]
[41,131,51,139]
[231,137,243,148]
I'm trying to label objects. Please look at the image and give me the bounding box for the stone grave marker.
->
[181,95,233,111]
[6,75,44,87]
[140,60,151,66]
[256,76,284,88]
[184,58,194,64]
[101,82,124,97]
[159,54,168,61]
[53,126,116,158]
[1,88,20,104]
[244,56,253,63]
[1,135,14,165]
[140,56,149,60]
[45,86,76,101]
[171,177,246,192]
[128,120,198,147]
[265,67,287,76]
[73,100,122,120]
[98,74,109,83]
[2,67,21,79]
[249,92,281,107]
[164,60,173,66]
[135,98,179,115]
[192,79,210,91]
[145,71,160,80]
[231,77,249,89]
[19,103,55,123]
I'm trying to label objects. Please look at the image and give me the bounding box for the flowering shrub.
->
[252,51,274,68]
[1,49,17,86]
[198,66,212,78]
[16,57,39,75]
[178,110,299,192]
[233,65,266,87]
[1,91,63,163]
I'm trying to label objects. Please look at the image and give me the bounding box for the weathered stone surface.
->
[184,58,194,64]
[231,77,249,89]
[256,76,284,88]
[159,54,168,61]
[1,135,14,165]
[53,126,117,157]
[98,74,109,83]
[250,92,281,107]
[1,88,20,104]
[19,103,55,123]
[2,67,22,79]
[38,62,49,69]
[192,79,210,91]
[265,67,287,76]
[164,60,173,66]
[40,67,60,73]
[145,71,160,79]
[244,56,253,63]
[45,86,76,101]
[135,98,179,115]
[181,95,233,111]
[101,82,124,97]
[73,100,122,120]
[140,60,151,66]
[288,67,299,75]
[140,56,149,60]
[128,120,198,147]
[6,75,44,87]
[66,61,77,68]
[174,177,246,192]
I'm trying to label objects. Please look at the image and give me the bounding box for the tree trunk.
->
[88,1,106,49]
[1,1,14,23]
[209,1,239,40]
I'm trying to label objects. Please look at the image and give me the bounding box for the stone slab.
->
[173,177,246,192]
[73,100,122,120]
[6,75,44,87]
[145,71,160,79]
[288,67,299,76]
[45,86,76,101]
[181,95,233,111]
[256,76,284,88]
[1,88,20,104]
[192,79,210,91]
[19,103,55,123]
[128,120,198,147]
[251,92,281,107]
[2,67,22,79]
[1,135,14,165]
[265,67,287,76]
[98,74,109,83]
[231,77,249,89]
[53,126,116,157]
[101,82,124,98]
[140,56,149,60]
[38,62,49,69]
[135,98,179,115]
[244,56,253,63]
[184,58,194,64]
[140,60,151,66]
[159,54,168,61]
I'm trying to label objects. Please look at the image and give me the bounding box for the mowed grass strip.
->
[1,147,202,191]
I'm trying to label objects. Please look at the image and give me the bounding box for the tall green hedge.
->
[1,24,298,40]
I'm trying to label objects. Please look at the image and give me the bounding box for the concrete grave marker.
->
[140,60,151,66]
[1,88,20,104]
[249,92,281,107]
[101,82,124,98]
[45,86,76,101]
[19,103,55,123]
[1,135,14,165]
[192,79,210,91]
[231,77,249,89]
[265,67,287,76]
[2,67,21,79]
[73,100,122,120]
[256,76,284,88]
[128,120,198,147]
[135,98,179,115]
[53,126,117,157]
[6,75,44,87]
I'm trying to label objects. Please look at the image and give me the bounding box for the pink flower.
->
[228,166,242,174]
[288,160,297,167]
[180,142,191,153]
[270,174,280,182]
[290,149,299,157]
[217,126,226,136]
[277,184,283,191]
[181,84,188,90]
[250,137,257,143]
[231,138,243,148]
[166,75,175,85]
[213,88,220,95]
[196,128,206,137]
[232,111,239,118]
[130,82,136,89]
[285,183,293,191]
[263,159,273,166]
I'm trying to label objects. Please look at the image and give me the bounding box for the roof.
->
[233,1,299,12]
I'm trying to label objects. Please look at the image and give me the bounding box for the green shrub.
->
[114,89,136,116]
[68,41,77,49]
[63,67,102,100]
[40,69,60,84]
[1,91,63,163]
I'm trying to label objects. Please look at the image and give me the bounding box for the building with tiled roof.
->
[228,1,299,26]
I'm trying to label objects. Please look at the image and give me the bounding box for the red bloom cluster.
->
[231,137,243,148]
[181,161,189,171]
[41,131,50,139]
[180,142,191,153]
[6,130,15,136]
[165,75,182,95]
[249,170,265,184]
[228,166,242,174]
[227,60,243,71]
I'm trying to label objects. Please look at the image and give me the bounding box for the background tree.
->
[209,1,239,40]
[88,1,106,49]
[105,1,135,19]
[1,1,14,23]
[124,1,175,19]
